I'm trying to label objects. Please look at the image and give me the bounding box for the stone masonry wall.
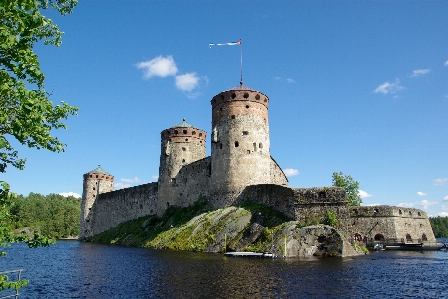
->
[350,206,436,243]
[173,157,211,208]
[270,157,288,186]
[293,187,350,232]
[236,184,295,219]
[234,185,349,226]
[91,183,158,236]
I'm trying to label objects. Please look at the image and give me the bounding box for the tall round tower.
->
[79,165,114,240]
[210,85,271,205]
[157,119,207,214]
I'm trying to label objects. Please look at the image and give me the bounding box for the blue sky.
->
[3,1,448,216]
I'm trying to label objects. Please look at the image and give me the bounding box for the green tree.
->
[332,171,362,206]
[1,0,78,173]
[429,216,448,238]
[0,0,78,293]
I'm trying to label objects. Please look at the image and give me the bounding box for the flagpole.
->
[240,40,243,86]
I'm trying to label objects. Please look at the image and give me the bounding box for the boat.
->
[374,244,384,251]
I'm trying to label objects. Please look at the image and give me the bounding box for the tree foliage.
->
[8,192,81,238]
[332,171,362,206]
[1,0,79,173]
[1,0,78,292]
[429,216,448,238]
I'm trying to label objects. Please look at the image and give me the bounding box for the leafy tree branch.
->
[332,171,362,206]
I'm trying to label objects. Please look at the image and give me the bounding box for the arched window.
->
[235,141,239,147]
[422,233,428,241]
[374,234,385,241]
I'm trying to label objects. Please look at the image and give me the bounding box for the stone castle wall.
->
[293,187,351,232]
[233,185,349,227]
[90,183,158,236]
[173,157,211,207]
[270,157,288,186]
[350,206,436,243]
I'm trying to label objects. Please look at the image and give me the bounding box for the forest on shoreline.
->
[3,193,448,240]
[429,216,448,238]
[7,193,81,239]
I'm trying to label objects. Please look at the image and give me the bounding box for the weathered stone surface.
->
[350,205,436,243]
[233,222,265,251]
[296,225,361,257]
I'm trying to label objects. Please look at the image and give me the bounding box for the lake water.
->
[1,240,447,299]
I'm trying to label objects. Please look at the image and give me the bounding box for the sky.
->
[2,1,448,217]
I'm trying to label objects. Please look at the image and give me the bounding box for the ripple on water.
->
[2,241,448,299]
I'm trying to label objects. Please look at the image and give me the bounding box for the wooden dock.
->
[224,252,274,258]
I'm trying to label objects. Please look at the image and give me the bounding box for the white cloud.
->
[398,199,437,210]
[363,203,380,206]
[286,78,294,83]
[374,78,404,95]
[283,168,299,177]
[410,69,430,77]
[433,178,448,186]
[417,191,427,196]
[114,177,142,190]
[175,73,200,91]
[444,195,448,201]
[59,192,81,198]
[358,190,373,198]
[136,55,178,78]
[120,177,142,184]
[114,182,132,190]
[151,175,159,181]
[445,60,448,67]
[438,212,448,217]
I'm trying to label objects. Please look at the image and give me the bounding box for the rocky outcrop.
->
[294,225,360,257]
[146,208,362,257]
[92,206,363,257]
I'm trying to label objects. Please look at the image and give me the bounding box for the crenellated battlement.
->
[161,127,207,144]
[211,86,269,109]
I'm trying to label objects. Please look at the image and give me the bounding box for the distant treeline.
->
[429,217,448,238]
[8,193,81,239]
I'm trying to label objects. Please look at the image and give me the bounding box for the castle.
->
[80,84,436,246]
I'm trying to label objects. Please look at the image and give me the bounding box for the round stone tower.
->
[79,165,114,240]
[157,119,207,214]
[210,85,271,206]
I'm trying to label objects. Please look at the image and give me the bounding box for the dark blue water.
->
[1,240,447,299]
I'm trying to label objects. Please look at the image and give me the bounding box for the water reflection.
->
[2,241,447,299]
